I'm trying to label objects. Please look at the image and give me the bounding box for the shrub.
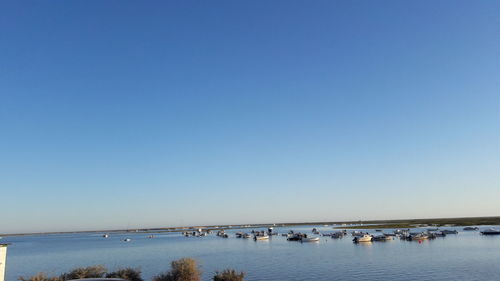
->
[152,258,201,281]
[106,267,144,281]
[59,265,107,280]
[18,273,61,281]
[213,269,245,281]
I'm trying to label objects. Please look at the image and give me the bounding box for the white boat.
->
[301,237,320,242]
[123,238,131,242]
[411,233,429,240]
[480,228,500,235]
[243,233,252,239]
[254,235,269,241]
[102,234,109,238]
[353,234,372,243]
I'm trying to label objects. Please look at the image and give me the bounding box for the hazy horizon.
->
[1,0,499,234]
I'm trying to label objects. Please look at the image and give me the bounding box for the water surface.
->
[3,225,500,281]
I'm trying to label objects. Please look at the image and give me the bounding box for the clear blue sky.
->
[1,0,499,234]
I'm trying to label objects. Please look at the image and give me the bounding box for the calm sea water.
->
[3,225,500,281]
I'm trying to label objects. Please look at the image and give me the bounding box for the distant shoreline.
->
[2,215,499,237]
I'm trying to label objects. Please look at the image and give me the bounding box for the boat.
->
[351,231,365,237]
[411,233,429,240]
[463,227,479,231]
[102,234,109,238]
[441,230,458,234]
[394,229,409,235]
[301,237,320,242]
[353,234,372,243]
[254,235,269,241]
[480,228,500,235]
[372,235,392,241]
[243,233,252,239]
[432,231,446,237]
[287,233,307,241]
[123,238,131,242]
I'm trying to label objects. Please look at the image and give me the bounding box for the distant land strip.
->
[2,216,499,237]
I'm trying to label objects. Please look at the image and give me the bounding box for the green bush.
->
[152,258,201,281]
[213,269,245,281]
[106,267,144,281]
[18,273,61,281]
[59,265,107,280]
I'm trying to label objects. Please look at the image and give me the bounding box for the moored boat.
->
[353,234,372,243]
[287,233,307,241]
[301,236,320,242]
[433,231,446,237]
[372,235,392,241]
[411,233,428,240]
[480,228,500,235]
[254,235,269,241]
[463,227,479,231]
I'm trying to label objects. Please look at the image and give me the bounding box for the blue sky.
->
[1,0,499,234]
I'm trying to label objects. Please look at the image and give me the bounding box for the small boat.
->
[243,233,252,239]
[441,230,458,234]
[433,231,446,237]
[480,228,500,235]
[463,227,479,231]
[351,231,365,237]
[411,233,429,240]
[427,228,439,231]
[123,238,131,242]
[394,229,409,235]
[372,235,392,241]
[102,234,109,238]
[254,235,269,241]
[301,237,320,242]
[353,234,373,243]
[287,233,307,241]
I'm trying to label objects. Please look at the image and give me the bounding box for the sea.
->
[2,225,500,281]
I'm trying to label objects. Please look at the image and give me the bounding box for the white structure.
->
[0,244,8,281]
